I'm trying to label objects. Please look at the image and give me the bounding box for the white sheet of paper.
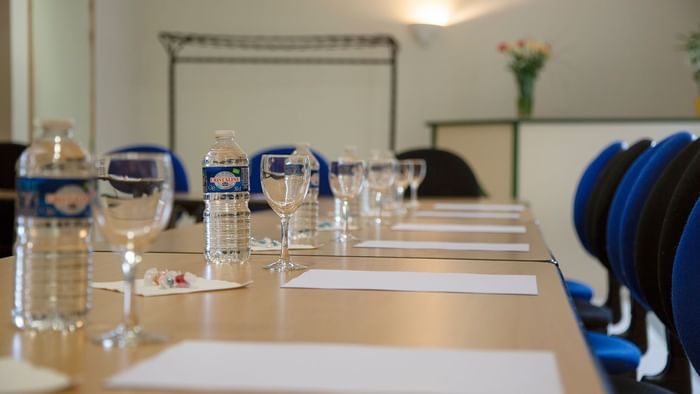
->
[106,340,563,394]
[0,357,72,393]
[393,222,526,234]
[415,210,521,219]
[282,269,538,295]
[251,244,317,251]
[92,278,248,297]
[355,240,530,252]
[434,202,526,211]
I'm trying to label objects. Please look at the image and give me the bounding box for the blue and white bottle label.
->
[203,166,249,193]
[16,177,92,218]
[309,169,319,189]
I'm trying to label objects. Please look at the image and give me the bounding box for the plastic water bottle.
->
[334,145,361,225]
[202,130,251,264]
[13,118,94,331]
[290,143,319,241]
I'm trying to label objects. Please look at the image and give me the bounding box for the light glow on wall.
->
[412,2,451,26]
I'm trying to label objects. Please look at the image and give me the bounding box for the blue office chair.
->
[574,141,626,256]
[635,137,700,321]
[110,144,189,193]
[569,141,626,302]
[605,132,693,354]
[672,196,700,387]
[629,137,700,393]
[615,132,692,302]
[249,145,332,197]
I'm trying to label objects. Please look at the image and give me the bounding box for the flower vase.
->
[516,74,535,118]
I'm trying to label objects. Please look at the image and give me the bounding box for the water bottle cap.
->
[215,129,235,138]
[40,118,74,132]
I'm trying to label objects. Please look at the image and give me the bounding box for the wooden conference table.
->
[0,197,606,394]
[134,198,553,263]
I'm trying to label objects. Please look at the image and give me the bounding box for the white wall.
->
[519,122,700,300]
[32,0,91,148]
[93,0,700,190]
[10,0,28,143]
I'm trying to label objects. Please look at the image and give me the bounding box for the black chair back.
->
[396,148,481,197]
[0,143,27,257]
[656,149,700,332]
[635,138,700,318]
[584,139,652,268]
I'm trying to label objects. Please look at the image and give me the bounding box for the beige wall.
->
[92,0,700,188]
[0,0,10,141]
[519,122,700,301]
[32,0,91,149]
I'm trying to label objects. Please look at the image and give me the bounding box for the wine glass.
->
[92,152,174,348]
[394,160,414,213]
[260,155,310,271]
[367,158,396,225]
[407,159,427,208]
[329,160,365,242]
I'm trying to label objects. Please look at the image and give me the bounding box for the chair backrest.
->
[584,139,652,268]
[395,148,481,197]
[656,148,700,331]
[612,132,693,305]
[573,141,626,256]
[110,145,189,193]
[0,143,28,256]
[249,145,332,196]
[635,137,700,319]
[0,142,27,189]
[672,196,700,375]
[606,142,658,288]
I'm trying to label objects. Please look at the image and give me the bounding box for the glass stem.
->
[411,185,418,206]
[342,198,350,237]
[280,215,290,262]
[375,190,382,223]
[397,186,405,210]
[121,251,141,330]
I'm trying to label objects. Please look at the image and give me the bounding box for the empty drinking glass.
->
[329,160,365,242]
[408,159,427,208]
[260,155,311,271]
[394,160,414,213]
[92,152,174,348]
[367,158,396,225]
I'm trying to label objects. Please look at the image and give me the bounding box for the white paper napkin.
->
[0,357,72,393]
[92,277,249,297]
[250,238,317,251]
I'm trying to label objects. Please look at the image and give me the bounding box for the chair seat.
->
[608,375,675,394]
[566,279,594,301]
[574,298,612,331]
[586,332,641,375]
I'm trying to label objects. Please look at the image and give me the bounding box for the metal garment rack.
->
[159,32,400,152]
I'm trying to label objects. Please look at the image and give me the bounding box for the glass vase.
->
[516,74,535,118]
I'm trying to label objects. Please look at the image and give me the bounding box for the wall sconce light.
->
[408,2,449,46]
[409,23,443,46]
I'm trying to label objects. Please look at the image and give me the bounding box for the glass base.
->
[332,232,358,243]
[263,258,307,272]
[92,324,167,348]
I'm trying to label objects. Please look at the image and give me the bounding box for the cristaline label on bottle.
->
[203,166,249,193]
